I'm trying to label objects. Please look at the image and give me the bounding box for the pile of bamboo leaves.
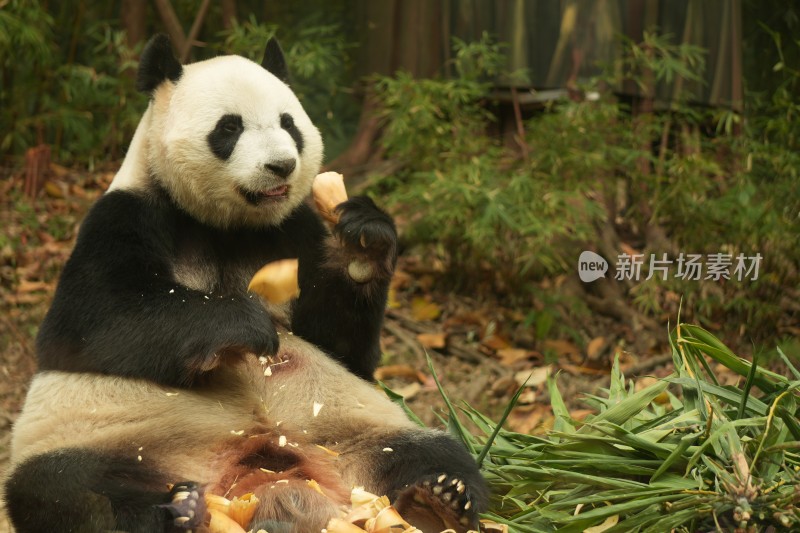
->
[434,324,800,532]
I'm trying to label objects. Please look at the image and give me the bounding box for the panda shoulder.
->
[78,188,176,242]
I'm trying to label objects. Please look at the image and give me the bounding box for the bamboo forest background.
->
[1,0,799,355]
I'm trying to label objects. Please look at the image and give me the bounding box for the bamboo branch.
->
[152,0,186,55]
[181,0,211,63]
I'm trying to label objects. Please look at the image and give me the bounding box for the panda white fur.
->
[4,35,488,532]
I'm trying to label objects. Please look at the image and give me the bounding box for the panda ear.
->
[261,38,288,82]
[137,34,183,95]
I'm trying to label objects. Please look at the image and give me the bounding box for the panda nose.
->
[265,158,296,179]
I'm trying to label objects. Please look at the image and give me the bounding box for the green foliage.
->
[1,1,143,165]
[1,3,359,165]
[371,30,798,336]
[219,15,359,161]
[434,326,800,531]
[372,34,603,284]
[608,30,706,97]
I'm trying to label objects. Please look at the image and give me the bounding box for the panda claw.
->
[160,482,206,530]
[395,473,480,533]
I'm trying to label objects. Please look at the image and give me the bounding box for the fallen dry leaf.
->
[390,382,421,400]
[374,365,426,383]
[387,287,401,309]
[481,334,511,351]
[508,404,552,434]
[582,513,619,532]
[586,336,608,360]
[389,269,412,291]
[43,181,65,199]
[514,365,551,388]
[496,348,531,366]
[542,339,581,359]
[409,297,441,321]
[16,280,51,293]
[416,332,446,349]
[559,363,609,376]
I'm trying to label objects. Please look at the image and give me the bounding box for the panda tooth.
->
[456,482,465,493]
[442,492,452,502]
[173,491,190,501]
[465,500,472,510]
[451,478,459,486]
[174,516,190,526]
[437,474,447,483]
[433,486,443,495]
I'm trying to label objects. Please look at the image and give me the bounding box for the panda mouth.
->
[238,185,289,205]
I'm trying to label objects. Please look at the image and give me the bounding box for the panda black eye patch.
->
[280,113,304,154]
[207,114,244,160]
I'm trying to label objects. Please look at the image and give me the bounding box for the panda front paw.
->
[160,481,206,530]
[333,196,397,283]
[393,473,482,533]
[189,304,279,375]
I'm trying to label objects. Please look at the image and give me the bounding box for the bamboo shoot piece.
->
[205,493,260,531]
[248,258,299,304]
[312,171,347,225]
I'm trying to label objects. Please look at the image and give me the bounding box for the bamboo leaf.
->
[378,381,425,427]
[649,433,697,482]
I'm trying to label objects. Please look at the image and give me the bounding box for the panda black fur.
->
[36,34,391,386]
[4,35,489,532]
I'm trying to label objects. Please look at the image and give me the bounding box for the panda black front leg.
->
[334,196,398,284]
[35,190,282,387]
[292,196,397,380]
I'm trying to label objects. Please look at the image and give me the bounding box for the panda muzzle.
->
[238,184,289,205]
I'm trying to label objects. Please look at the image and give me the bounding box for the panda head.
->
[132,34,323,228]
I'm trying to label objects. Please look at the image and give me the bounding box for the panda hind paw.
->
[394,473,480,533]
[160,481,206,530]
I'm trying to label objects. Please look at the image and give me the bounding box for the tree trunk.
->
[152,0,186,54]
[121,0,147,50]
[180,0,210,63]
[221,0,237,29]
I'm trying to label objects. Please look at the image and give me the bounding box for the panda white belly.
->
[11,332,414,477]
[9,334,485,532]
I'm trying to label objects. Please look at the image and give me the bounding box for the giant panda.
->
[3,35,488,532]
[34,34,390,387]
